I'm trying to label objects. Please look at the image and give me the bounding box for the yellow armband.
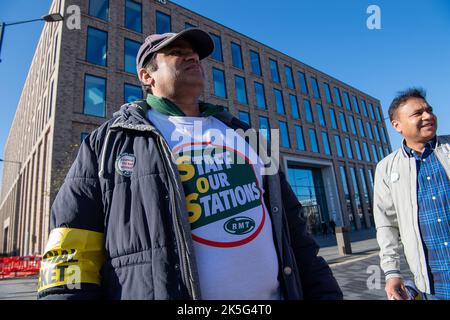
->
[37,228,105,292]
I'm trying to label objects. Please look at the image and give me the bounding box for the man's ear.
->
[138,68,154,88]
[391,119,402,134]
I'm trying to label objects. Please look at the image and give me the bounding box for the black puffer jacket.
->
[37,101,342,300]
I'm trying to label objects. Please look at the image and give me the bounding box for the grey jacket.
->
[38,101,342,300]
[373,135,450,293]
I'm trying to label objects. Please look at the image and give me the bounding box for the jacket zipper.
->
[155,134,197,299]
[109,119,198,299]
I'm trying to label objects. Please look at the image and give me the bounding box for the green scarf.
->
[146,94,224,117]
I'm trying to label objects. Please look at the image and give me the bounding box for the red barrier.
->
[0,255,41,279]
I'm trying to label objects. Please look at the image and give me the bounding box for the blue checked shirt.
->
[404,137,450,299]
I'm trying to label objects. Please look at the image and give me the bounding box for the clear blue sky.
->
[1,0,449,186]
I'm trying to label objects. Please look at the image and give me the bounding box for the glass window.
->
[376,106,383,121]
[340,166,349,193]
[254,82,266,109]
[289,94,300,119]
[372,144,379,162]
[84,74,106,117]
[298,71,308,94]
[339,112,348,132]
[303,99,314,123]
[380,125,387,143]
[309,129,319,153]
[340,166,357,230]
[350,167,364,227]
[323,82,332,103]
[250,50,261,76]
[368,169,375,188]
[374,125,381,142]
[49,81,54,119]
[53,34,59,64]
[383,127,389,144]
[213,68,227,98]
[359,168,373,224]
[185,22,196,29]
[321,132,331,155]
[284,65,295,89]
[343,92,352,111]
[329,108,338,129]
[279,121,291,148]
[358,118,366,137]
[269,59,280,83]
[354,140,363,160]
[239,111,251,126]
[124,38,141,74]
[361,99,369,117]
[316,103,326,126]
[125,0,142,33]
[124,83,142,103]
[369,103,376,120]
[334,87,342,107]
[234,75,248,104]
[379,146,384,159]
[334,135,344,157]
[86,27,107,66]
[89,0,108,21]
[259,116,270,142]
[231,42,243,69]
[81,132,89,142]
[210,33,223,61]
[366,122,374,139]
[274,89,285,114]
[348,115,357,135]
[360,168,371,195]
[363,142,371,161]
[352,95,360,113]
[156,11,171,34]
[345,137,354,159]
[295,125,306,151]
[310,77,320,99]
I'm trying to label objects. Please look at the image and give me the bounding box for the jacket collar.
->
[111,100,239,132]
[146,94,224,117]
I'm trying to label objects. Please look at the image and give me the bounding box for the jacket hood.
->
[112,101,152,130]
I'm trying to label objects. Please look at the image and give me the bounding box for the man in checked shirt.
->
[373,88,450,300]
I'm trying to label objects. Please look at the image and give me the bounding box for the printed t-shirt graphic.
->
[147,108,281,300]
[174,142,266,247]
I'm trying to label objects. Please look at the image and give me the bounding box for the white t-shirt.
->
[147,108,281,300]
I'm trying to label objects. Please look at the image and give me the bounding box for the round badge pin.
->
[390,172,399,182]
[115,153,136,177]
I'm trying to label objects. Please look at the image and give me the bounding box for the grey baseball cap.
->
[136,28,214,73]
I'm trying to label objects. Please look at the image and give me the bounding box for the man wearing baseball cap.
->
[38,28,342,300]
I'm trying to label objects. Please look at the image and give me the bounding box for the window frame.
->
[83,73,107,118]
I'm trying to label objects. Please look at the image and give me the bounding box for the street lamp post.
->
[0,13,64,63]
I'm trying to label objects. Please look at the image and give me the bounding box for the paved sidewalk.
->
[314,228,380,265]
[0,276,38,300]
[319,237,380,265]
